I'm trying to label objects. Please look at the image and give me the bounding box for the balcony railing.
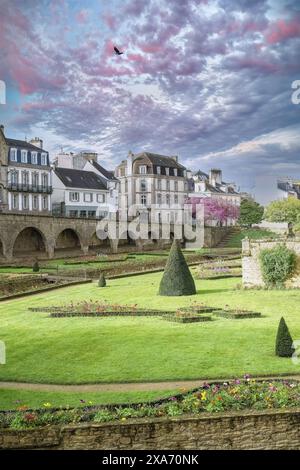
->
[7,183,53,194]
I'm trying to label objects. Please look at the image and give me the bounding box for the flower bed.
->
[1,378,300,431]
[164,313,212,323]
[213,309,261,319]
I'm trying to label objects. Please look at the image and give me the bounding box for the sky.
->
[0,0,300,194]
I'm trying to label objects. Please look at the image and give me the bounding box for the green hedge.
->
[259,244,296,287]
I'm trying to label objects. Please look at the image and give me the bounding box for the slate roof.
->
[134,152,186,170]
[92,161,118,181]
[278,181,300,198]
[5,138,48,153]
[54,167,107,190]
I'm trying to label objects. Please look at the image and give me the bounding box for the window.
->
[166,180,170,191]
[69,192,80,202]
[22,195,28,209]
[157,180,161,190]
[32,173,39,187]
[174,195,178,204]
[31,152,38,164]
[140,179,147,192]
[97,194,105,203]
[69,210,78,217]
[157,166,161,175]
[12,194,19,209]
[42,173,49,187]
[166,194,170,205]
[11,170,18,185]
[42,196,48,210]
[139,165,147,174]
[10,149,17,162]
[125,180,128,193]
[88,211,96,218]
[174,169,178,177]
[141,194,147,206]
[157,193,162,205]
[80,210,87,218]
[41,153,47,165]
[174,181,178,191]
[33,195,38,210]
[165,167,169,176]
[84,193,93,202]
[22,171,29,185]
[21,150,28,163]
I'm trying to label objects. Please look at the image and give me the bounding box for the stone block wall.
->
[1,409,300,450]
[242,237,300,288]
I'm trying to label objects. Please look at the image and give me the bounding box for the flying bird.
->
[114,46,124,55]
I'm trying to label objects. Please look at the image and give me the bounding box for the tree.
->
[264,198,300,224]
[275,317,294,357]
[238,199,264,228]
[159,239,196,296]
[185,197,240,225]
[98,273,106,287]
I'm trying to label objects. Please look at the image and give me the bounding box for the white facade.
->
[83,160,119,215]
[52,170,109,218]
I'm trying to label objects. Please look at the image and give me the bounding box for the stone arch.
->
[0,237,4,260]
[12,227,47,257]
[55,228,81,253]
[118,230,137,252]
[88,231,111,252]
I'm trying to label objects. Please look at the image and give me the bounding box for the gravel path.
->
[0,375,299,393]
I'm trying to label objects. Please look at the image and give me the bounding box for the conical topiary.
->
[159,239,196,296]
[275,317,294,357]
[32,261,39,273]
[98,273,106,287]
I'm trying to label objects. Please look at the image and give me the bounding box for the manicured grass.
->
[0,389,176,411]
[1,272,300,385]
[225,228,278,248]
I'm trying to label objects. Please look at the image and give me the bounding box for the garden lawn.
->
[0,389,176,411]
[225,228,278,248]
[0,272,300,384]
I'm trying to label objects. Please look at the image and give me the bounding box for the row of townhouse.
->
[0,125,241,224]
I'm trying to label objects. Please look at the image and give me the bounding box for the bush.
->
[275,317,295,357]
[159,240,196,296]
[32,261,39,273]
[98,273,106,287]
[259,244,296,287]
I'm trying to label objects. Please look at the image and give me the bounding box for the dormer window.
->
[31,152,38,165]
[139,165,147,174]
[174,169,178,177]
[10,148,17,162]
[165,167,169,176]
[21,150,28,163]
[157,166,161,175]
[41,153,47,165]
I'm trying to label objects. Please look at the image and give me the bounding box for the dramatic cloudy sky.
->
[0,0,299,194]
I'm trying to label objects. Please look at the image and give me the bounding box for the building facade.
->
[116,151,189,223]
[52,167,109,219]
[83,160,119,215]
[0,126,52,214]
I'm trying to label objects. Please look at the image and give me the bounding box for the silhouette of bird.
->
[114,46,124,55]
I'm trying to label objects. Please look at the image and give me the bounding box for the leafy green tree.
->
[264,198,300,224]
[159,240,196,296]
[238,199,264,228]
[275,317,294,357]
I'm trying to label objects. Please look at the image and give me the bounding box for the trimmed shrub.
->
[259,244,296,287]
[159,240,196,296]
[275,317,295,357]
[32,261,39,273]
[98,273,106,287]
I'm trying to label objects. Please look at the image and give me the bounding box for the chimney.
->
[209,168,222,187]
[0,124,4,133]
[30,137,43,149]
[171,155,178,162]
